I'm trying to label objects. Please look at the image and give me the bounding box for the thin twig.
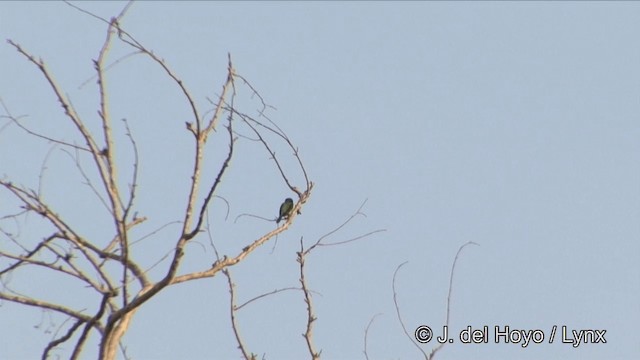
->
[315,229,386,248]
[392,261,428,359]
[1,97,91,153]
[42,319,85,360]
[305,199,383,255]
[61,147,111,214]
[235,287,303,311]
[392,241,479,360]
[228,105,310,190]
[428,241,479,359]
[363,313,382,360]
[186,69,236,240]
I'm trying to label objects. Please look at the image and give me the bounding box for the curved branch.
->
[392,261,428,359]
[428,241,479,359]
[235,286,303,311]
[0,291,94,324]
[0,99,90,153]
[363,313,382,360]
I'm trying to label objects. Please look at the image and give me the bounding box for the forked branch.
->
[392,241,479,360]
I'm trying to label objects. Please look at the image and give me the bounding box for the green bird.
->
[277,198,294,224]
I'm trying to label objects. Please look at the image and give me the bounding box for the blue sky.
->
[1,2,639,359]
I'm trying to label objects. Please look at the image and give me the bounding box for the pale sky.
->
[1,2,639,360]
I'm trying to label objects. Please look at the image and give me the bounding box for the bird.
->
[277,198,294,224]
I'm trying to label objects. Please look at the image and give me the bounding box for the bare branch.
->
[228,103,311,191]
[186,80,236,241]
[61,147,111,214]
[70,293,112,360]
[121,118,140,224]
[94,18,129,311]
[428,241,479,359]
[363,313,382,360]
[0,98,90,153]
[120,118,140,307]
[42,318,85,360]
[6,39,110,190]
[0,244,101,293]
[113,21,200,129]
[223,269,256,360]
[0,233,57,276]
[231,110,303,198]
[0,290,93,325]
[392,241,479,360]
[392,261,428,359]
[315,229,386,249]
[126,220,179,249]
[170,189,313,287]
[231,73,276,115]
[0,181,117,288]
[37,145,58,205]
[0,180,146,294]
[297,238,320,360]
[235,287,303,311]
[78,51,141,90]
[305,199,383,255]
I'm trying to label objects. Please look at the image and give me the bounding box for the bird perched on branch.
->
[277,198,294,224]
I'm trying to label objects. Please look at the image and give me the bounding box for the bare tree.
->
[0,5,325,359]
[1,5,473,360]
